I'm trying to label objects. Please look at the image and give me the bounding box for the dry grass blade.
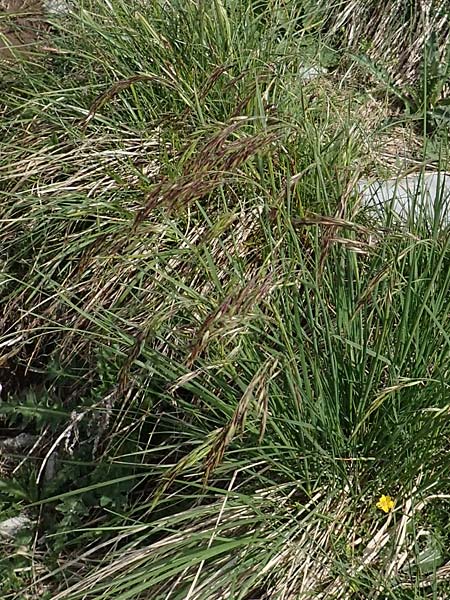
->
[0,133,161,193]
[322,0,450,87]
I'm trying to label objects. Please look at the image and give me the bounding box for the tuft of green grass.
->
[1,1,450,599]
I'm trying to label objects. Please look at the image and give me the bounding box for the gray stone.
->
[299,66,328,81]
[0,514,33,539]
[0,433,37,451]
[359,172,450,227]
[43,0,71,15]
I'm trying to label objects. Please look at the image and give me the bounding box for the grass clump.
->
[1,1,450,599]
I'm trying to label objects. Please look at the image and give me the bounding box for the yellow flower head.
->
[376,494,395,513]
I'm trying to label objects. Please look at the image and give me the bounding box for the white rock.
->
[0,433,37,451]
[359,172,450,227]
[299,66,328,81]
[0,514,33,539]
[43,0,72,15]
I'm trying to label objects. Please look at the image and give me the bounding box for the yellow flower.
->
[376,494,395,513]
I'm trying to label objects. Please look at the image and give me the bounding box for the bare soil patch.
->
[0,0,50,59]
